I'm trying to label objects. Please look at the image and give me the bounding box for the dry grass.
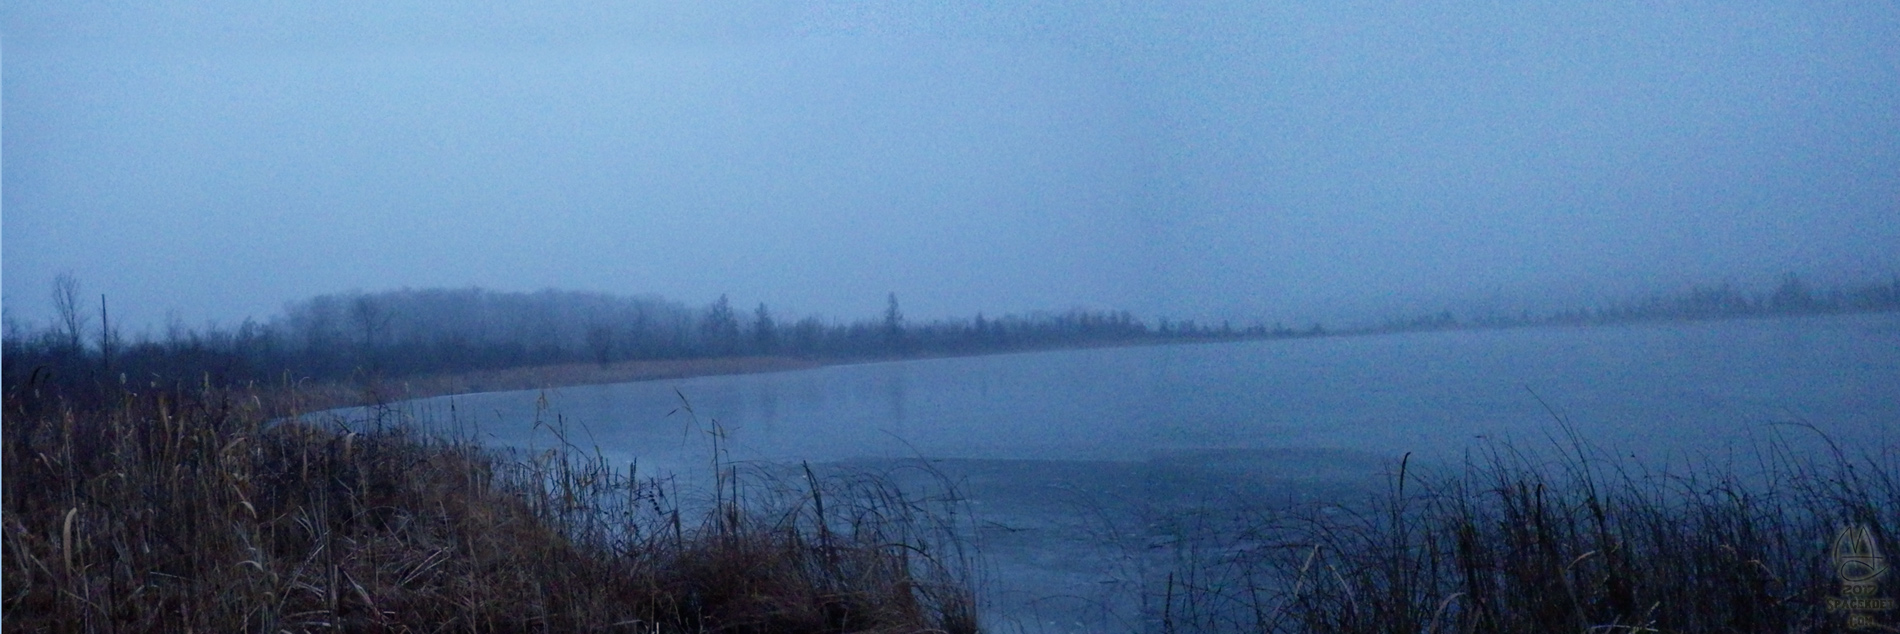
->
[1,383,979,633]
[17,365,1890,633]
[1151,422,1899,633]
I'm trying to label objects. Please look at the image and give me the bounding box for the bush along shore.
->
[1,380,980,632]
[13,274,1894,409]
[1148,422,1899,633]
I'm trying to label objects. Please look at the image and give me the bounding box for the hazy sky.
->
[5,1,1898,332]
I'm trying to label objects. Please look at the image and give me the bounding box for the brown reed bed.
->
[1151,421,1899,633]
[1,383,979,633]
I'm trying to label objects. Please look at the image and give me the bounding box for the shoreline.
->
[322,336,1251,408]
[295,308,1900,411]
[299,355,826,411]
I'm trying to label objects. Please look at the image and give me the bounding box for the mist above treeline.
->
[5,273,1897,401]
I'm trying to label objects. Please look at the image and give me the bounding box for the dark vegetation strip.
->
[1148,423,1899,633]
[8,273,1895,404]
[2,382,980,632]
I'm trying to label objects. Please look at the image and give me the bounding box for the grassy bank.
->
[1150,426,1899,633]
[1,384,979,632]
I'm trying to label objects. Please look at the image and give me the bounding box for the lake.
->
[361,313,1900,631]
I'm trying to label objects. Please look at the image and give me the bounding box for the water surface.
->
[400,313,1898,476]
[363,314,1899,632]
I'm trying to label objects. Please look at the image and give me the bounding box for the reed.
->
[1,382,979,633]
[1153,423,1899,633]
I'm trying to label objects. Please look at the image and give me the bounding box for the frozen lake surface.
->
[393,313,1897,473]
[358,313,1900,631]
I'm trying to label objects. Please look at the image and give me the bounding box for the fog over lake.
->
[7,2,1898,630]
[6,2,1898,331]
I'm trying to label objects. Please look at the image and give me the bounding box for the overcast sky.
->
[5,1,1897,332]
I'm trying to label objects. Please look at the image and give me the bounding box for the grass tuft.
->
[2,384,980,633]
[1153,425,1898,633]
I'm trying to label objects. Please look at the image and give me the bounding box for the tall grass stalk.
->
[1155,426,1897,633]
[2,383,979,632]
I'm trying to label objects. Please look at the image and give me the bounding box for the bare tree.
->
[352,294,390,370]
[702,294,739,356]
[1770,272,1816,312]
[52,273,88,352]
[753,303,777,354]
[883,292,905,350]
[585,323,615,366]
[100,294,116,374]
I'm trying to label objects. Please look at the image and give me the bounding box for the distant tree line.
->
[10,273,1896,402]
[3,283,1267,400]
[1579,274,1900,323]
[1379,273,1900,332]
